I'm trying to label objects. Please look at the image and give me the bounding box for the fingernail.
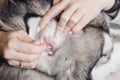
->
[37,27,41,33]
[38,24,45,32]
[40,26,45,32]
[63,29,72,35]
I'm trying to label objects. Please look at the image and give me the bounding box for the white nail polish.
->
[37,27,41,33]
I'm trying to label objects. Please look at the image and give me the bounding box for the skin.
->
[0,30,45,68]
[39,0,115,34]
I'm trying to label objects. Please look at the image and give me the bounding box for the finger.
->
[8,60,37,69]
[53,0,61,5]
[8,38,45,54]
[39,0,71,31]
[67,9,84,29]
[55,2,78,35]
[32,40,41,45]
[4,50,40,63]
[16,30,34,43]
[8,60,19,67]
[19,61,37,69]
[64,25,73,35]
[71,14,92,34]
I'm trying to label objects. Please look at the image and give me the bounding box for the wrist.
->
[103,0,120,18]
[108,9,119,18]
[103,0,115,11]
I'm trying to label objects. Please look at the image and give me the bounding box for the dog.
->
[0,0,112,80]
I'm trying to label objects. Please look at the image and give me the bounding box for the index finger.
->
[39,0,70,31]
[9,38,45,54]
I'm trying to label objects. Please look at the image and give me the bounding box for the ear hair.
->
[0,0,20,31]
[0,0,16,16]
[0,19,16,31]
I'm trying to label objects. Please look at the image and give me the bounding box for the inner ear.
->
[24,13,42,34]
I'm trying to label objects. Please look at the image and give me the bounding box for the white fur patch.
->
[103,33,112,55]
[27,17,41,40]
[110,28,120,36]
[92,42,120,80]
[97,33,113,64]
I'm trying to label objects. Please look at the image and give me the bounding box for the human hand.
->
[39,0,115,34]
[0,30,45,68]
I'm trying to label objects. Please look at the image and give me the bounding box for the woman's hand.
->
[0,30,45,69]
[39,0,115,34]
